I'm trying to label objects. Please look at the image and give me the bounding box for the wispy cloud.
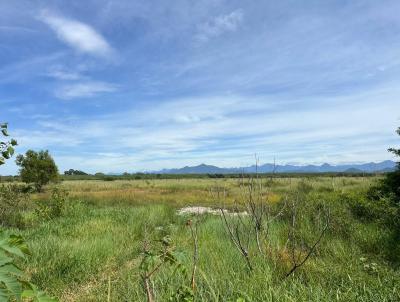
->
[195,9,243,42]
[55,81,117,99]
[38,10,113,57]
[47,67,83,81]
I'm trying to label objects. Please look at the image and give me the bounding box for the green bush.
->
[35,187,69,220]
[0,184,30,228]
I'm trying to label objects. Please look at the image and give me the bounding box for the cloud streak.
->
[39,10,113,57]
[55,81,118,99]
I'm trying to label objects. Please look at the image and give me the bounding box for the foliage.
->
[0,184,30,229]
[16,150,58,192]
[388,127,400,158]
[0,123,17,166]
[365,126,400,265]
[35,187,68,220]
[169,285,194,302]
[0,231,56,301]
[0,123,57,301]
[0,124,26,228]
[139,231,190,302]
[382,126,400,202]
[63,169,88,176]
[20,195,400,301]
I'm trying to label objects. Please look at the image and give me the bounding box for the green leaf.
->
[0,287,9,302]
[0,252,12,267]
[0,123,6,129]
[7,235,30,257]
[1,129,8,137]
[7,146,14,157]
[1,151,9,160]
[22,284,58,302]
[10,139,17,146]
[0,264,23,277]
[0,233,29,260]
[0,272,22,302]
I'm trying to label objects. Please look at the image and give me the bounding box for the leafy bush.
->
[35,187,69,220]
[0,184,30,229]
[363,126,400,265]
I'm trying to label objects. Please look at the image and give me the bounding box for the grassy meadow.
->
[8,176,400,301]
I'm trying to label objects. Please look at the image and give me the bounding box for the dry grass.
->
[33,176,378,207]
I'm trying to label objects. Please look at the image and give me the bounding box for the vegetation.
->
[0,184,29,228]
[0,176,392,301]
[16,150,59,192]
[64,169,88,176]
[363,126,400,266]
[0,123,56,301]
[0,123,17,166]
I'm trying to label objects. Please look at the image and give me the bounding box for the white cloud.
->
[39,10,112,57]
[55,81,117,99]
[196,9,244,42]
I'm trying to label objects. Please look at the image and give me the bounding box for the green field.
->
[5,176,396,301]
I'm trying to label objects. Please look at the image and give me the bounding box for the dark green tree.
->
[64,169,88,175]
[16,150,59,192]
[378,127,400,202]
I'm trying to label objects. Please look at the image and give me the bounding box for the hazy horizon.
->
[2,1,400,174]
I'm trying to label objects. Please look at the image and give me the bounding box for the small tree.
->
[16,150,59,192]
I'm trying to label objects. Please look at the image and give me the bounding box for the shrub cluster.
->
[0,184,30,228]
[35,187,69,220]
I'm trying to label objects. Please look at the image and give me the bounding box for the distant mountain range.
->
[155,160,397,174]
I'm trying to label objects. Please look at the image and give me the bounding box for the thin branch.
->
[285,208,330,278]
[189,220,199,291]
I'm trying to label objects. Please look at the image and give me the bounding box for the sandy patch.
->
[177,206,248,216]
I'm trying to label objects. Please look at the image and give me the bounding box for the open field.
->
[32,176,379,206]
[8,176,397,301]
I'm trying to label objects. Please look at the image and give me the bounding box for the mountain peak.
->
[154,160,396,174]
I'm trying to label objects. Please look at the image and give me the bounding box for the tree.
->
[0,123,17,166]
[380,126,400,202]
[64,169,88,175]
[16,150,59,192]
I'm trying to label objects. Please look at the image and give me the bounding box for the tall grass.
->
[17,176,400,301]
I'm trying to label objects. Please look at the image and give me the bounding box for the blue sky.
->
[1,0,400,174]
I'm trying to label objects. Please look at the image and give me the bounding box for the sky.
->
[1,0,400,174]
